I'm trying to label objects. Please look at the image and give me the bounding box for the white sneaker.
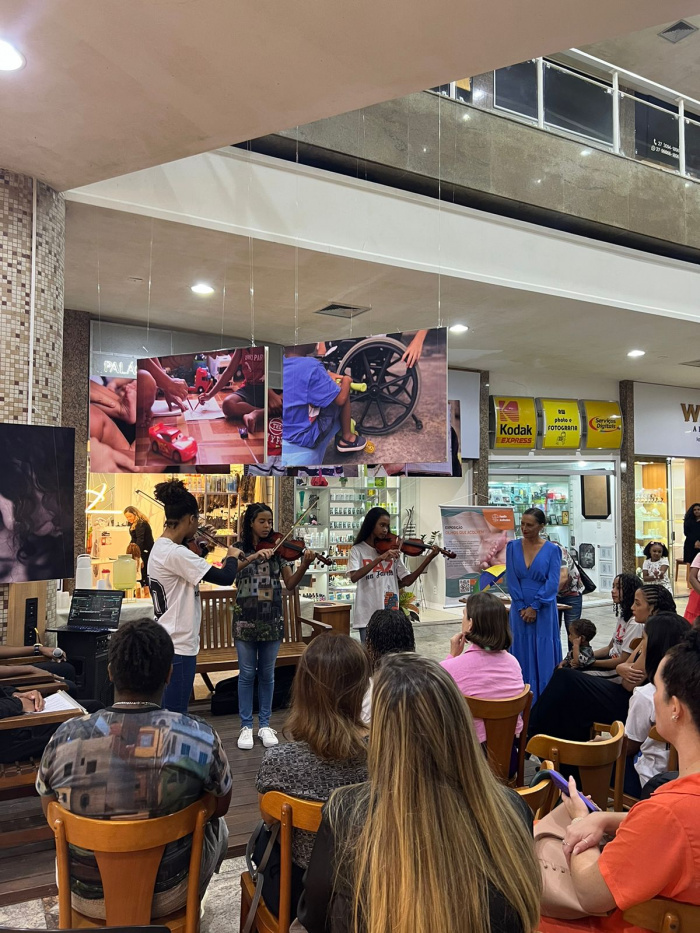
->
[237,727,254,750]
[258,727,278,748]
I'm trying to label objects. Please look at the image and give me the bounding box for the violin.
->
[257,531,333,567]
[186,525,222,558]
[375,532,456,560]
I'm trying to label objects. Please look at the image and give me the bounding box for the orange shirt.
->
[599,773,700,910]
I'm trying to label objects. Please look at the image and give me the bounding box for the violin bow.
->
[270,495,320,556]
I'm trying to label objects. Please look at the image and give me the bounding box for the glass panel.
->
[631,95,679,170]
[634,460,668,573]
[669,458,688,597]
[543,64,613,144]
[685,117,700,179]
[430,84,452,97]
[494,60,537,120]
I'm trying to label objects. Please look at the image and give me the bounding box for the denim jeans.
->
[558,594,583,637]
[162,654,197,714]
[236,639,282,728]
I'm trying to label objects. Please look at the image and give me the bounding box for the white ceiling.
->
[65,202,700,388]
[1,0,697,190]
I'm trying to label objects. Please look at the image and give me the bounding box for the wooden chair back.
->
[281,589,303,644]
[624,896,700,932]
[526,721,625,810]
[47,795,216,933]
[464,685,532,786]
[515,760,556,819]
[199,590,236,652]
[241,792,324,933]
[649,725,680,771]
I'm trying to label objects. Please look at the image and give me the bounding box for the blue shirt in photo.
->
[282,355,341,447]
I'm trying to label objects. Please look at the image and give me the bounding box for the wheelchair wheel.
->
[337,336,421,436]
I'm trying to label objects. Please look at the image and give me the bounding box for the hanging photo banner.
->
[89,375,138,472]
[489,396,537,450]
[537,398,581,450]
[281,327,448,467]
[580,400,623,450]
[440,504,515,607]
[135,347,269,469]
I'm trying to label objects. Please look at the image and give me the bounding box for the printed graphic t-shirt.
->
[148,537,211,655]
[233,547,289,643]
[348,541,409,630]
[238,347,265,386]
[282,356,340,447]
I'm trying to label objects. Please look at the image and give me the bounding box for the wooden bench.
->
[196,588,332,692]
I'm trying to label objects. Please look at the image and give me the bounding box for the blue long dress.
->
[506,538,562,703]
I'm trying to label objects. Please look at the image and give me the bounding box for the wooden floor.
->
[0,702,289,908]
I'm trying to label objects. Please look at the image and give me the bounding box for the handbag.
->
[575,561,597,595]
[243,819,305,933]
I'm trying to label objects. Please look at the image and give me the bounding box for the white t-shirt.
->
[347,541,409,630]
[147,537,211,656]
[611,617,644,659]
[643,558,672,591]
[625,682,669,787]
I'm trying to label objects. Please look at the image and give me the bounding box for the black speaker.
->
[55,630,114,706]
[24,597,39,646]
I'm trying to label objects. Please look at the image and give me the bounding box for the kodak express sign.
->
[581,400,623,450]
[538,398,581,450]
[489,397,537,449]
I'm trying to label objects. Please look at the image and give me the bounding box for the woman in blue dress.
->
[506,507,562,702]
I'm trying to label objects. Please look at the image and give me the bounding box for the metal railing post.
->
[612,71,620,154]
[678,99,686,176]
[536,58,545,128]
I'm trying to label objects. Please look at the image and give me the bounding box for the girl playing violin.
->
[348,506,440,644]
[233,502,321,750]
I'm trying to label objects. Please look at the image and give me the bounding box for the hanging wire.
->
[437,94,443,329]
[145,217,154,353]
[294,126,300,346]
[249,235,255,346]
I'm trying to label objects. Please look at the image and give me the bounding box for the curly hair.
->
[365,610,416,670]
[642,540,669,559]
[108,620,174,694]
[569,618,597,644]
[239,502,274,552]
[613,573,643,621]
[154,479,198,525]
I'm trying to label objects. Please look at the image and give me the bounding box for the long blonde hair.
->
[329,653,541,933]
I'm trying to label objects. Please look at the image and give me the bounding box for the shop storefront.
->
[488,396,623,596]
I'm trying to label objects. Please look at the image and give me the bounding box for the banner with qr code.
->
[440,504,516,607]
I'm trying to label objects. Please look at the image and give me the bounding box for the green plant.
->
[400,589,420,620]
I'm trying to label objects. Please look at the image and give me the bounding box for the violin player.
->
[148,480,244,715]
[348,507,441,644]
[233,502,322,751]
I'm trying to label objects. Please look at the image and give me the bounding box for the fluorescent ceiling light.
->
[627,349,645,358]
[449,323,469,334]
[0,39,24,71]
[191,283,215,295]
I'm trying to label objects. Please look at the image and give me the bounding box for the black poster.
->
[634,96,679,169]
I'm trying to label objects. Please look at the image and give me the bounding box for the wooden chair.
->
[624,896,700,932]
[47,795,216,933]
[526,721,625,810]
[196,589,331,692]
[4,928,169,933]
[649,725,679,771]
[589,721,628,811]
[240,791,324,933]
[515,760,556,819]
[464,685,532,786]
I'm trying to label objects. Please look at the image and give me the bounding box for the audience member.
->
[0,684,52,763]
[441,592,525,745]
[642,541,672,591]
[585,574,643,677]
[560,628,700,918]
[361,609,415,723]
[297,653,541,933]
[36,620,231,920]
[0,642,76,690]
[559,619,597,670]
[255,633,369,920]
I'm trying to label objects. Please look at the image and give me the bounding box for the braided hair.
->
[614,573,643,621]
[640,584,676,615]
[365,610,416,671]
[108,619,174,694]
[154,479,198,526]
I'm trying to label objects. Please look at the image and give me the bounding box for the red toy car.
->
[193,367,214,394]
[149,423,198,463]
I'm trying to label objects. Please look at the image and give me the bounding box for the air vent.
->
[314,302,370,319]
[680,359,700,368]
[658,20,698,44]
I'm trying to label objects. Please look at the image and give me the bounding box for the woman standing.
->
[506,507,562,702]
[124,506,154,588]
[148,480,242,714]
[348,506,439,643]
[233,502,319,751]
[683,503,700,568]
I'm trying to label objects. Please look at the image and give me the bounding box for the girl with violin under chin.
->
[148,480,244,715]
[348,506,441,644]
[233,502,322,751]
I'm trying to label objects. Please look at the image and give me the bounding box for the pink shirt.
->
[440,644,526,743]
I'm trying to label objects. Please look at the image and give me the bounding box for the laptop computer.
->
[62,589,125,633]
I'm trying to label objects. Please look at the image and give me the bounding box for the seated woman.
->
[361,608,415,724]
[529,584,676,742]
[622,611,689,798]
[440,591,525,746]
[36,620,231,920]
[297,653,541,933]
[255,633,369,919]
[584,573,643,678]
[559,628,700,921]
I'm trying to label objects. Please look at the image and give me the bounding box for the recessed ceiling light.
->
[0,39,25,71]
[191,283,215,295]
[627,349,645,358]
[449,324,469,334]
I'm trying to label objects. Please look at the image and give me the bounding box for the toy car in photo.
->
[148,423,198,463]
[193,366,214,394]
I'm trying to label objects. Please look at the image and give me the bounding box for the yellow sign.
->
[490,397,537,449]
[538,398,581,449]
[581,400,623,450]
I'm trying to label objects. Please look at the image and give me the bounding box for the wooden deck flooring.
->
[0,702,289,907]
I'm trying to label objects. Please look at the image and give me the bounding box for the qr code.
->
[458,578,473,595]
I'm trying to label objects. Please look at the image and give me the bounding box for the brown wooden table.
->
[312,602,351,636]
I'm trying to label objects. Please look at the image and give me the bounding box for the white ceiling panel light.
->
[191,283,215,295]
[449,323,469,333]
[627,349,646,357]
[0,39,25,71]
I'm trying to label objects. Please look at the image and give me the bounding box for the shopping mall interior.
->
[2,2,700,930]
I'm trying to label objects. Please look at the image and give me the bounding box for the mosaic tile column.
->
[0,170,65,643]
